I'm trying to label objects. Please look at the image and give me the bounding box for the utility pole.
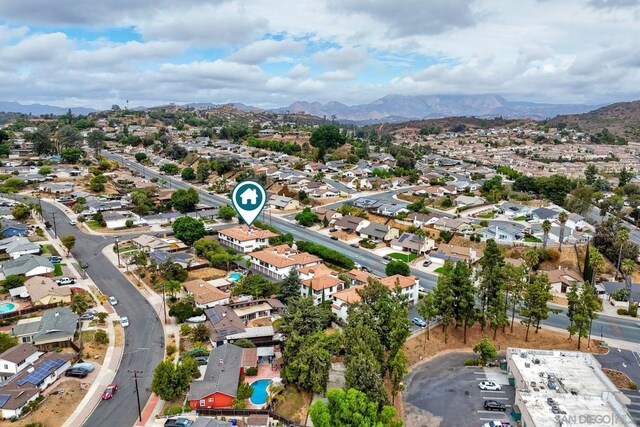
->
[115,237,121,267]
[162,281,167,324]
[129,370,143,422]
[51,212,58,238]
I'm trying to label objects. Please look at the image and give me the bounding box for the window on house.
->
[199,399,205,406]
[208,398,214,402]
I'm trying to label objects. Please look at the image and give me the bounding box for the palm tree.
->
[615,229,630,279]
[589,248,606,286]
[621,258,636,311]
[558,211,568,252]
[541,220,552,250]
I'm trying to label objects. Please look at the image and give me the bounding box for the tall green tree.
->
[55,125,82,152]
[309,124,346,161]
[567,282,600,350]
[433,261,456,343]
[618,166,634,187]
[504,264,526,332]
[520,272,553,341]
[615,228,630,278]
[61,235,76,254]
[621,258,636,311]
[87,129,105,156]
[388,348,407,404]
[385,260,410,277]
[280,268,302,304]
[558,211,568,251]
[172,216,206,244]
[477,240,505,330]
[450,261,476,344]
[585,164,598,186]
[196,161,211,183]
[171,188,199,213]
[309,388,401,427]
[417,290,438,342]
[181,166,195,181]
[70,294,88,315]
[541,220,552,250]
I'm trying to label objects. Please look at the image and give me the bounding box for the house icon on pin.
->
[240,188,258,205]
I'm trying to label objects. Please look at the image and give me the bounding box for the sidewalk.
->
[101,245,181,426]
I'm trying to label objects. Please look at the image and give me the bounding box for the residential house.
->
[130,234,187,253]
[0,236,41,259]
[187,344,249,409]
[454,195,486,208]
[248,245,321,281]
[267,194,300,211]
[530,207,559,222]
[217,225,277,254]
[38,182,74,194]
[480,223,525,243]
[347,177,373,190]
[183,279,230,309]
[409,212,440,227]
[226,298,285,323]
[546,268,584,294]
[149,250,205,270]
[103,211,146,229]
[0,344,42,382]
[309,188,340,199]
[376,203,409,217]
[32,307,78,351]
[314,208,341,224]
[433,217,472,233]
[390,233,436,254]
[430,243,481,265]
[331,274,419,321]
[358,222,399,242]
[497,202,532,219]
[1,220,28,238]
[299,264,345,305]
[10,318,42,343]
[0,255,54,279]
[246,415,270,427]
[343,269,379,287]
[0,352,73,419]
[333,215,366,233]
[23,276,72,306]
[205,306,246,347]
[142,211,182,226]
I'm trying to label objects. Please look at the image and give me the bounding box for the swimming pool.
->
[0,303,17,314]
[228,272,243,283]
[249,379,272,405]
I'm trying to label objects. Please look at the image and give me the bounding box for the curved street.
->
[40,200,165,427]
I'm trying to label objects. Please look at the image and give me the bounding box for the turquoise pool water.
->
[228,272,243,283]
[0,303,17,314]
[249,379,272,405]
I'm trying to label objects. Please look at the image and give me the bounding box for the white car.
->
[108,296,118,305]
[483,421,508,427]
[479,381,502,391]
[121,316,129,327]
[69,220,77,226]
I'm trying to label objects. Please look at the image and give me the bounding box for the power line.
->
[128,370,143,422]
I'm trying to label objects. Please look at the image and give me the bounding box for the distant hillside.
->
[366,116,527,134]
[278,94,597,123]
[549,100,640,141]
[0,101,94,116]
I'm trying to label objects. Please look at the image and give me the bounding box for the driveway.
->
[404,352,515,427]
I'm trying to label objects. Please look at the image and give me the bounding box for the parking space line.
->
[628,408,640,414]
[480,417,503,421]
[477,410,506,414]
[487,397,510,400]
[481,390,506,394]
[474,372,485,374]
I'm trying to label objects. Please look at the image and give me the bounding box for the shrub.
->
[629,303,638,318]
[167,344,177,357]
[94,330,109,345]
[296,241,354,269]
[245,367,258,376]
[630,382,638,390]
[464,358,479,366]
[617,308,629,316]
[164,406,182,416]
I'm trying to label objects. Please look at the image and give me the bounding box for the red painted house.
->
[187,344,246,409]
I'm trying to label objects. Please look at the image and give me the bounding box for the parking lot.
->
[404,352,516,427]
[596,347,640,424]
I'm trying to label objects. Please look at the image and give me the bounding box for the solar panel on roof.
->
[0,394,10,408]
[17,358,66,386]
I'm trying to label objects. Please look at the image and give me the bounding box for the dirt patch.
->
[273,387,312,425]
[404,321,605,368]
[187,267,226,281]
[0,380,85,427]
[81,329,109,364]
[248,317,272,327]
[603,368,636,389]
[160,394,187,416]
[449,235,487,251]
[552,295,569,306]
[114,323,124,347]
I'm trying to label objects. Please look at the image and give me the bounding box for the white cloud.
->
[313,46,368,69]
[228,39,304,64]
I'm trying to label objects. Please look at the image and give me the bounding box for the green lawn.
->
[388,252,417,262]
[53,263,65,276]
[478,211,495,219]
[524,236,542,243]
[41,245,50,254]
[44,245,60,256]
[434,267,446,274]
[513,216,528,221]
[86,220,101,230]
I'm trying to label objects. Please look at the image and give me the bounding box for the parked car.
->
[194,356,209,365]
[108,296,118,305]
[73,362,95,372]
[422,259,432,267]
[350,243,360,248]
[412,317,427,328]
[478,381,502,391]
[383,255,392,261]
[482,422,509,427]
[65,367,90,378]
[55,277,76,285]
[484,400,506,411]
[121,316,129,327]
[418,286,426,292]
[330,236,338,240]
[165,418,194,427]
[79,260,89,269]
[79,312,94,321]
[361,266,372,273]
[101,384,117,400]
[329,228,337,232]
[48,256,63,264]
[69,220,77,226]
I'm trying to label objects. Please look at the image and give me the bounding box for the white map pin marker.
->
[231,180,267,226]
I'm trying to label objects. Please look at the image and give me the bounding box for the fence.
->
[0,302,63,321]
[195,408,299,426]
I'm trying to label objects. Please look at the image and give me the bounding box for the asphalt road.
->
[40,201,165,427]
[104,153,640,345]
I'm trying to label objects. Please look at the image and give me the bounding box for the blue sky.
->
[0,0,639,109]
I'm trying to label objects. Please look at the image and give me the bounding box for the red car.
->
[101,384,117,400]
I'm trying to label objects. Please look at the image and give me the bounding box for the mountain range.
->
[0,101,94,116]
[0,95,604,122]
